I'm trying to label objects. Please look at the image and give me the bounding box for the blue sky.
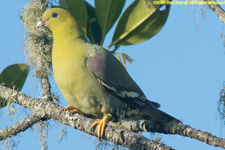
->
[1,0,225,150]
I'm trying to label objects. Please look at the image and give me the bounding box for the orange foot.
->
[65,105,84,115]
[91,115,111,137]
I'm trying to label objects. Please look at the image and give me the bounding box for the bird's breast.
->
[52,46,106,117]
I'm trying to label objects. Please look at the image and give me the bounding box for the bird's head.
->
[36,8,74,32]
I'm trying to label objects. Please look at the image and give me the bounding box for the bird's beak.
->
[36,20,47,28]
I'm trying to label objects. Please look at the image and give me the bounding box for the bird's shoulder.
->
[85,44,161,109]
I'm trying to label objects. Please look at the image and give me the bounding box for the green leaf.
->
[0,64,30,108]
[95,0,126,45]
[85,1,102,44]
[108,0,171,48]
[59,0,87,35]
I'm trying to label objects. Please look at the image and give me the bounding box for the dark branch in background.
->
[204,0,225,23]
[0,112,48,141]
[0,85,225,149]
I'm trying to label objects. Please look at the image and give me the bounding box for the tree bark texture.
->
[203,0,225,23]
[0,85,224,149]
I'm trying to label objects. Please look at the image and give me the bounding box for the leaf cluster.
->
[59,0,171,52]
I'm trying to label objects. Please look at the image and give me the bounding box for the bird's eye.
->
[52,13,58,18]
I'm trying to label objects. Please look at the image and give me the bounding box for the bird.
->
[36,8,181,137]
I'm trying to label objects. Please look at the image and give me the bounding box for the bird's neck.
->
[51,19,89,68]
[52,19,87,42]
[52,20,89,59]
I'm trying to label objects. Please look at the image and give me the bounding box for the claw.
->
[65,105,84,115]
[91,115,109,137]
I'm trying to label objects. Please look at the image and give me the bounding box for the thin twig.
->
[0,112,48,141]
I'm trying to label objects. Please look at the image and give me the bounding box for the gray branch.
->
[22,0,52,101]
[204,0,225,23]
[0,85,224,149]
[36,31,52,101]
[119,120,225,148]
[0,85,173,149]
[0,112,48,141]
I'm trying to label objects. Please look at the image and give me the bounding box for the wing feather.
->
[86,45,160,110]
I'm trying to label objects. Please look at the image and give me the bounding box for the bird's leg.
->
[91,114,113,137]
[65,105,84,115]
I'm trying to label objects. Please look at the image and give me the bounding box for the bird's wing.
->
[86,45,161,113]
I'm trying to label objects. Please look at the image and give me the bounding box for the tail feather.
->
[156,109,181,123]
[142,101,181,123]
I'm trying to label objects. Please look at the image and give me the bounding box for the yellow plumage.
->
[50,12,107,118]
[37,8,180,137]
